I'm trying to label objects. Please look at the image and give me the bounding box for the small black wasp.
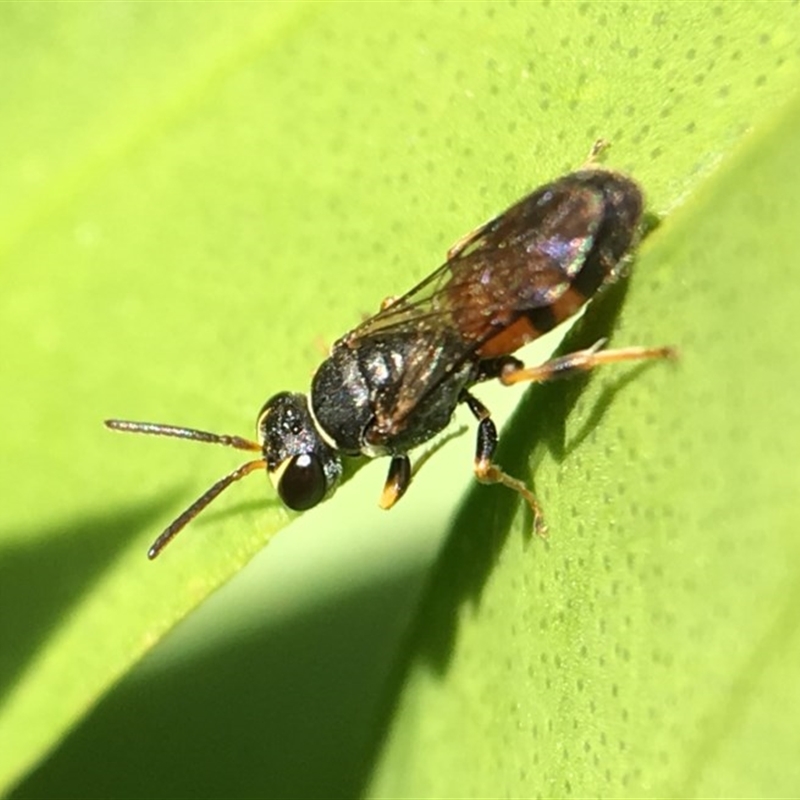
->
[107,143,673,559]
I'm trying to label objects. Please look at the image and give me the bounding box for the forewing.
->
[346,180,603,344]
[346,180,606,431]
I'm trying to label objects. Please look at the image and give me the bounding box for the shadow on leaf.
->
[0,493,181,699]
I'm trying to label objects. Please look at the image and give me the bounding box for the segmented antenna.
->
[104,419,265,558]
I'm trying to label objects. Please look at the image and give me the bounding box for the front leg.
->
[460,391,547,536]
[378,453,412,510]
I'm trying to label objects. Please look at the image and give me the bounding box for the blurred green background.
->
[1,3,799,797]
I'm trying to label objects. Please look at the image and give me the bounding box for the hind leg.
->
[497,339,676,386]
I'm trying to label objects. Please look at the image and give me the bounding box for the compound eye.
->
[277,453,327,511]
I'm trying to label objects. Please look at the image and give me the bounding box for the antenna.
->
[104,419,265,558]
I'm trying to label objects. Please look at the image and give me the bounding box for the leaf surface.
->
[1,3,799,796]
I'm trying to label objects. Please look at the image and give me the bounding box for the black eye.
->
[278,453,327,511]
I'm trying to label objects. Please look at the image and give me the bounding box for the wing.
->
[342,175,613,435]
[346,179,605,346]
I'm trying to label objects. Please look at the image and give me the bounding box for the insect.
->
[107,144,673,559]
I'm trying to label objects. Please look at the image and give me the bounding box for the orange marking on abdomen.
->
[476,285,590,359]
[549,285,589,322]
[477,316,542,358]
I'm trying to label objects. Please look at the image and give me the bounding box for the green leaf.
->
[2,3,799,797]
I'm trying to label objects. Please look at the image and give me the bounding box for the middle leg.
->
[461,390,547,536]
